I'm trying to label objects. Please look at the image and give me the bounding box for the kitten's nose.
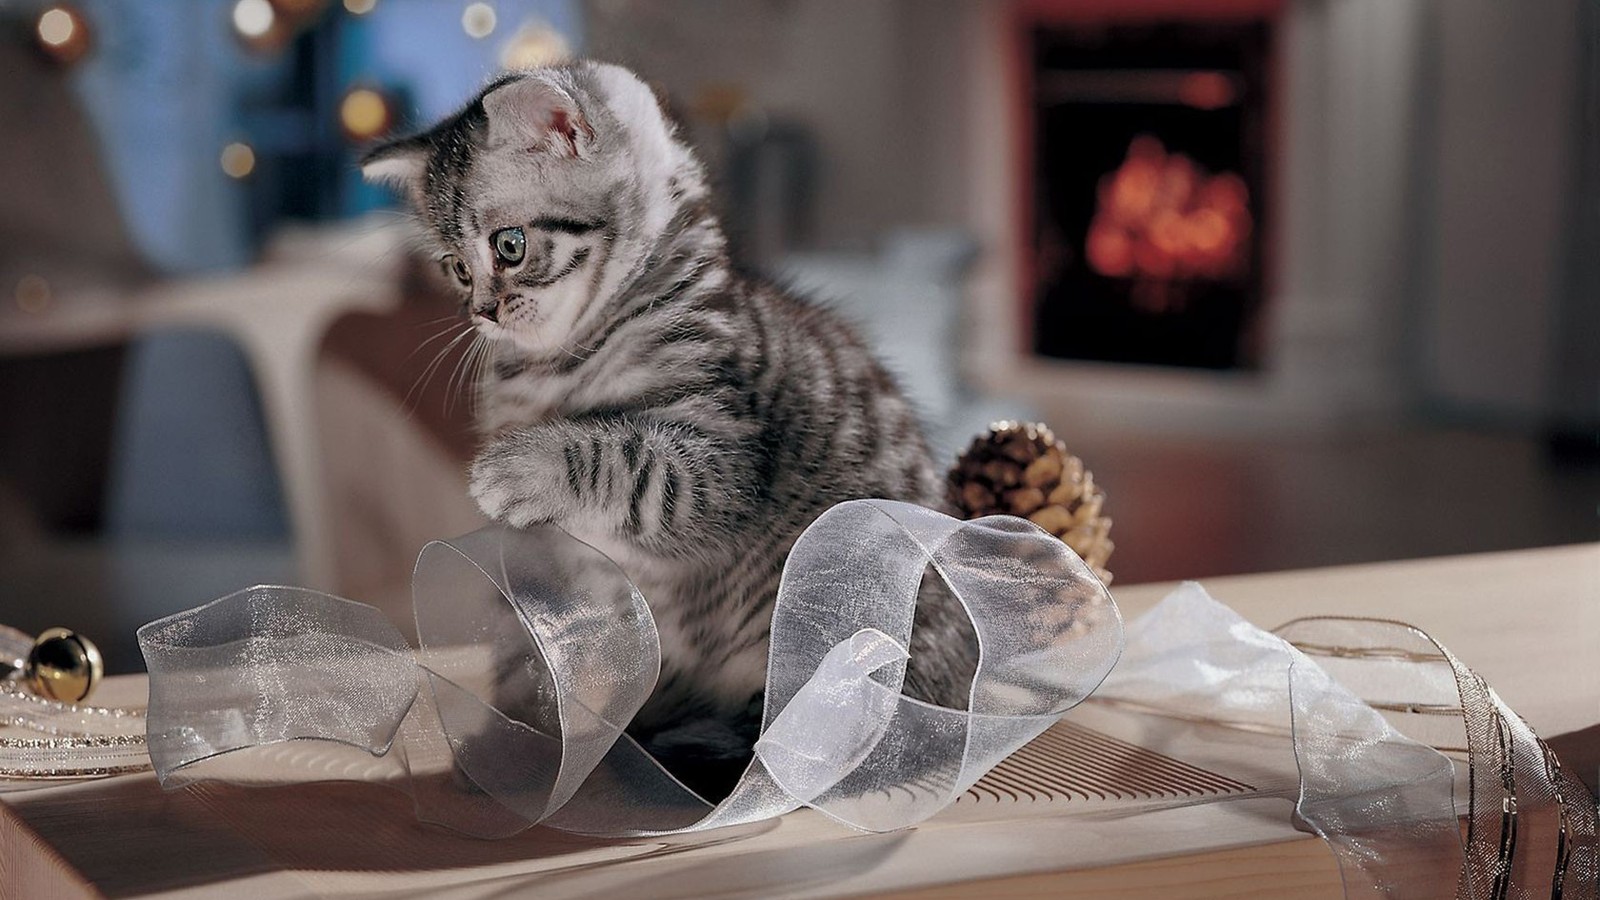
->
[477,302,499,324]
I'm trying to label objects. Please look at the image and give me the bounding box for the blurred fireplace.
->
[1021,3,1278,371]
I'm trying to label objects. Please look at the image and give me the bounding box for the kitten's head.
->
[362,62,706,359]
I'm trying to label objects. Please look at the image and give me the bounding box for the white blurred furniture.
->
[0,222,407,592]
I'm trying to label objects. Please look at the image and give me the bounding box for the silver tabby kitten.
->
[363,62,972,796]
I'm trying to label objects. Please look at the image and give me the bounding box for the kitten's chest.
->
[479,369,576,433]
[478,354,661,434]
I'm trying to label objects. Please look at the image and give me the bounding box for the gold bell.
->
[25,628,103,703]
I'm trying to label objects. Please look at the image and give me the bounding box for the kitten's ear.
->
[483,76,595,159]
[360,134,429,196]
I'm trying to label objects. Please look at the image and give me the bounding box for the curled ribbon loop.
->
[137,499,1124,837]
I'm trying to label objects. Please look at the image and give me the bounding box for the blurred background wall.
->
[589,0,1595,432]
[0,0,1594,673]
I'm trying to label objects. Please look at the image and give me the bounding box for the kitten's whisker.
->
[443,337,474,415]
[405,322,471,363]
[417,320,470,343]
[470,338,491,411]
[463,338,495,416]
[404,341,462,413]
[444,333,487,417]
[418,328,477,403]
[403,326,477,413]
[466,334,487,392]
[464,336,493,414]
[414,314,460,329]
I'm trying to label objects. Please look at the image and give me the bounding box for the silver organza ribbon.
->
[128,500,1597,897]
[136,499,1124,837]
[1095,582,1596,898]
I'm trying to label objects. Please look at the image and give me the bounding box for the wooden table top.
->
[3,543,1595,899]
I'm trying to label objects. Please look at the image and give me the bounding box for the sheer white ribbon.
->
[132,501,1596,897]
[1095,582,1596,898]
[136,499,1124,837]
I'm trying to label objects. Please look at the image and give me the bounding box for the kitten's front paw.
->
[469,448,552,529]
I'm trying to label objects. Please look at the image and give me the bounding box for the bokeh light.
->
[462,3,497,40]
[36,8,74,45]
[231,0,275,39]
[220,142,257,179]
[34,5,90,65]
[14,275,53,314]
[342,0,377,14]
[500,21,570,70]
[339,87,392,142]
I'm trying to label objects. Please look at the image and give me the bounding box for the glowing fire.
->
[1086,135,1251,288]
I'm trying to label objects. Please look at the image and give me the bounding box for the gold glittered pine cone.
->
[947,421,1114,584]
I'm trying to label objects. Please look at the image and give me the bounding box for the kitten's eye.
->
[491,227,526,266]
[441,254,471,288]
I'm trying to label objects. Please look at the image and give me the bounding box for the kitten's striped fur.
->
[363,62,973,796]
